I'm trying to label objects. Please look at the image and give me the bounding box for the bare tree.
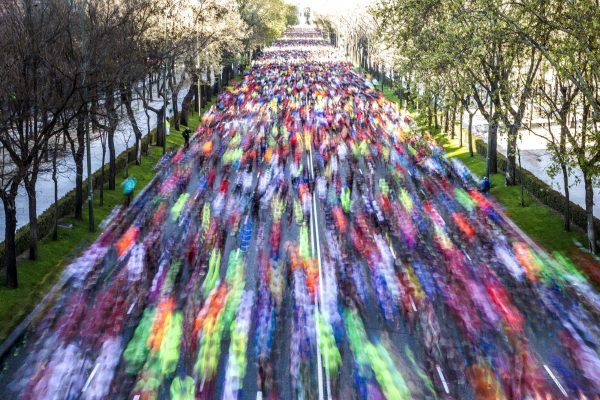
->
[120,127,134,178]
[0,0,79,274]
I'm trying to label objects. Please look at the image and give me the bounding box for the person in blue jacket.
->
[480,176,491,194]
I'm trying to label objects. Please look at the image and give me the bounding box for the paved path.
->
[1,28,599,400]
[463,111,600,216]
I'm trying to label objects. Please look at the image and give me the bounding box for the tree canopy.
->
[369,0,599,251]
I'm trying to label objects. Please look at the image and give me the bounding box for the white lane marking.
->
[436,364,450,394]
[127,301,136,315]
[200,369,207,392]
[82,362,100,392]
[310,197,317,254]
[308,146,315,180]
[256,391,263,400]
[409,296,417,313]
[543,364,568,397]
[313,302,325,400]
[309,142,329,400]
[388,236,397,259]
[313,195,332,400]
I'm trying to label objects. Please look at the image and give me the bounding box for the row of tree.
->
[317,0,599,253]
[0,0,297,288]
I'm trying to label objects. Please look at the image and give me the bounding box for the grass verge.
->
[433,130,589,255]
[0,111,204,341]
[375,86,598,272]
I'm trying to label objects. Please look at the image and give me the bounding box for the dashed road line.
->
[307,143,326,400]
[82,362,100,393]
[544,364,568,397]
[436,364,450,394]
[308,139,334,400]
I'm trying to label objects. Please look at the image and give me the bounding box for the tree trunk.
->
[108,128,116,190]
[505,125,519,186]
[398,83,403,106]
[145,109,151,144]
[24,177,38,260]
[180,81,197,127]
[427,102,433,128]
[156,73,161,102]
[561,163,571,231]
[52,142,58,240]
[142,78,146,103]
[450,102,457,139]
[169,64,180,131]
[468,113,474,157]
[583,172,597,253]
[459,102,464,147]
[487,115,499,176]
[124,90,143,165]
[125,146,129,178]
[99,145,105,207]
[222,65,230,87]
[443,106,449,135]
[98,91,118,191]
[559,112,570,231]
[74,115,85,220]
[2,195,18,288]
[74,151,84,220]
[155,108,165,147]
[433,95,439,129]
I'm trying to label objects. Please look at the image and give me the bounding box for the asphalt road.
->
[1,28,599,400]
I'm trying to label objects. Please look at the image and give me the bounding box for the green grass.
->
[374,91,591,259]
[0,111,204,342]
[381,84,401,105]
[426,122,589,256]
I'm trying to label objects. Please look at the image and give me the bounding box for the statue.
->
[303,7,311,25]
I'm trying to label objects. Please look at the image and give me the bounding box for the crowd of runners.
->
[1,27,599,400]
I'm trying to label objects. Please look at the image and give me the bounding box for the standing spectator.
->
[122,177,137,206]
[480,176,491,194]
[182,128,191,148]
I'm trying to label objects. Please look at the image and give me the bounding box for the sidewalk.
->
[0,88,187,241]
[463,111,600,216]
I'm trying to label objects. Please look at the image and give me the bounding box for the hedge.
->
[474,138,600,242]
[0,132,154,270]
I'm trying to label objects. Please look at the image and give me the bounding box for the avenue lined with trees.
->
[0,0,298,289]
[0,3,599,399]
[315,0,599,253]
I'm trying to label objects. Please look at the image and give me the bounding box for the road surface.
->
[1,27,599,400]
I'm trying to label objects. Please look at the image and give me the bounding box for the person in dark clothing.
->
[182,128,191,148]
